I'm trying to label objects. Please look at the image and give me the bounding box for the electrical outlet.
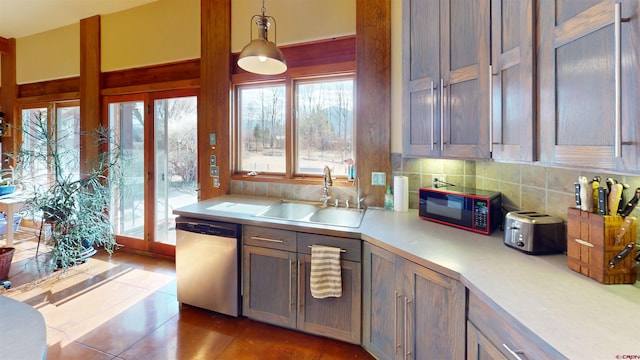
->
[371,172,386,186]
[432,174,446,186]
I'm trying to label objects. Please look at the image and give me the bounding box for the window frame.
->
[231,63,356,182]
[16,100,80,189]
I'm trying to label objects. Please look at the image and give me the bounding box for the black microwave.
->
[419,187,502,235]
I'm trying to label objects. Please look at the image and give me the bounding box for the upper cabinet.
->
[490,0,536,162]
[402,0,491,159]
[539,0,640,171]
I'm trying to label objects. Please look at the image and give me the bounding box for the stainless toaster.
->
[504,211,565,254]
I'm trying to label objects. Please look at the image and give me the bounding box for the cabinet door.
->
[362,243,399,359]
[490,0,535,161]
[399,259,466,360]
[539,0,640,170]
[402,0,441,157]
[467,321,508,360]
[441,0,491,159]
[242,245,297,328]
[297,254,361,344]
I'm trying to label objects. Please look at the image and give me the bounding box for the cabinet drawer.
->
[243,225,296,251]
[297,233,361,262]
[468,292,566,360]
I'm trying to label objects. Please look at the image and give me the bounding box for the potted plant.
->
[12,112,126,271]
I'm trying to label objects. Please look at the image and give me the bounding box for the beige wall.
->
[101,0,200,72]
[231,0,356,52]
[13,0,358,82]
[16,24,80,84]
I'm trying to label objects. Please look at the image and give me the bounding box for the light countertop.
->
[174,195,640,359]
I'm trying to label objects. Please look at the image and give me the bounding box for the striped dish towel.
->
[310,245,342,299]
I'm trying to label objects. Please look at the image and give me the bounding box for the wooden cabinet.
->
[402,0,491,159]
[490,0,535,162]
[539,0,640,171]
[243,226,297,328]
[467,321,508,360]
[362,243,465,359]
[242,226,361,344]
[467,291,567,360]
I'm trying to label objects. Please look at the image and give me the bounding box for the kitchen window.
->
[234,74,355,178]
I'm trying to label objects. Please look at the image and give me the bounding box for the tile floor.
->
[1,231,374,359]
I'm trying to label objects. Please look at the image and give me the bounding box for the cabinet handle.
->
[489,65,494,153]
[290,259,295,311]
[394,291,401,352]
[502,343,527,360]
[430,80,435,151]
[614,2,622,158]
[298,260,304,311]
[251,236,284,243]
[440,78,445,152]
[404,297,412,360]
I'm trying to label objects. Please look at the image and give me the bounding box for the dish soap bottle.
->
[384,186,394,210]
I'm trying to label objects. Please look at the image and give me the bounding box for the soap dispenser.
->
[384,185,394,210]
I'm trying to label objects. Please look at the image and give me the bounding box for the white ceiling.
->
[0,0,160,39]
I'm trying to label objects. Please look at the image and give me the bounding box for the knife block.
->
[567,208,637,284]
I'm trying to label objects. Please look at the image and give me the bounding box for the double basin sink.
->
[255,200,365,228]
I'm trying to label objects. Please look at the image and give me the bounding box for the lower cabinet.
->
[467,321,508,360]
[242,226,361,344]
[467,291,567,360]
[362,242,465,359]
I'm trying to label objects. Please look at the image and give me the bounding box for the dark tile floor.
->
[2,235,374,359]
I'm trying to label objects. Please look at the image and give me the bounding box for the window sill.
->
[231,173,355,188]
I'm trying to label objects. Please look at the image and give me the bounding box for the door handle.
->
[440,79,445,152]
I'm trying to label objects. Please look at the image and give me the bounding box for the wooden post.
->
[199,0,231,200]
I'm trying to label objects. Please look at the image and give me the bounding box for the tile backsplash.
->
[391,153,640,221]
[231,154,640,221]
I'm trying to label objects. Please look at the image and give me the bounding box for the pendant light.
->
[237,0,287,75]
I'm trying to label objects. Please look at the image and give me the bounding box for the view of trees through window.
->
[237,76,354,176]
[19,106,80,190]
[238,85,286,173]
[296,78,354,176]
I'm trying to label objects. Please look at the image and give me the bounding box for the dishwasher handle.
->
[175,219,238,237]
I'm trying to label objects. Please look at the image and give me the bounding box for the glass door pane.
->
[20,108,50,188]
[109,101,145,238]
[56,105,80,182]
[154,96,198,245]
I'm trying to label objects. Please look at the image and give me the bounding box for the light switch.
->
[209,133,216,146]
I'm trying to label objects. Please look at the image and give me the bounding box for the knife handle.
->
[598,187,608,215]
[574,182,581,208]
[608,183,622,215]
[592,180,600,213]
[609,243,634,268]
[579,177,591,212]
[620,188,640,217]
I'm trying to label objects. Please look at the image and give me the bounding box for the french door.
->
[105,89,198,256]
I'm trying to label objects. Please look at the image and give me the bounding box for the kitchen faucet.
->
[355,177,366,210]
[322,166,333,207]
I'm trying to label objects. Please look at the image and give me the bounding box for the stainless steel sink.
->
[255,201,318,220]
[308,207,365,227]
[255,200,365,228]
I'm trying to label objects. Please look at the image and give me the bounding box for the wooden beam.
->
[0,38,17,166]
[0,37,9,55]
[79,15,102,175]
[356,0,391,207]
[199,0,231,200]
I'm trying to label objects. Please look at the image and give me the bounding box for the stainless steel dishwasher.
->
[175,217,241,317]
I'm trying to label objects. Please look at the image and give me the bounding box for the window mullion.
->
[285,75,294,179]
